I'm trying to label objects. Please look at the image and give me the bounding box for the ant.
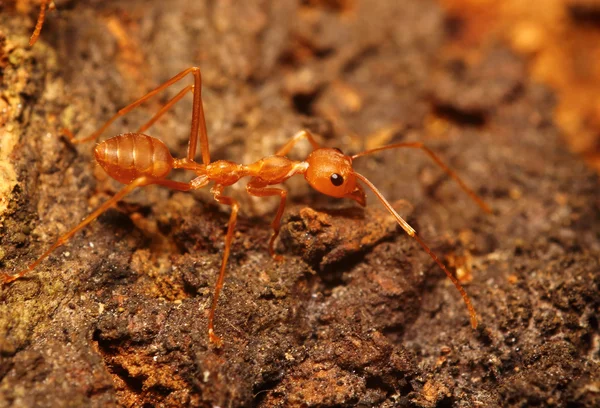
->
[29,0,55,47]
[1,67,491,347]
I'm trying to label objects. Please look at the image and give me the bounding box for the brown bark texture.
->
[0,0,599,407]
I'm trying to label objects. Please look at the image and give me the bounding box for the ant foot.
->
[470,315,479,330]
[208,329,223,348]
[62,128,92,145]
[268,248,284,263]
[61,128,78,143]
[1,272,19,285]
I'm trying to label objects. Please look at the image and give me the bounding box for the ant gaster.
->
[2,67,491,347]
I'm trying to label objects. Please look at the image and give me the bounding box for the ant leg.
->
[29,0,52,46]
[137,85,194,133]
[63,84,194,146]
[1,177,194,285]
[207,185,240,347]
[353,172,478,329]
[3,177,150,284]
[275,130,321,156]
[246,181,287,261]
[65,67,210,164]
[153,179,195,191]
[352,142,491,214]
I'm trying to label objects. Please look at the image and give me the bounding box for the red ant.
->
[1,67,491,347]
[29,0,55,46]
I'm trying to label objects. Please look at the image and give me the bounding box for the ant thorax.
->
[243,155,306,185]
[205,160,246,186]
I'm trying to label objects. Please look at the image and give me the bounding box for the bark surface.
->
[0,0,598,407]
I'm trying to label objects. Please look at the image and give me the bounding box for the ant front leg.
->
[246,180,287,261]
[275,130,321,156]
[2,177,193,285]
[207,185,240,347]
[65,67,210,164]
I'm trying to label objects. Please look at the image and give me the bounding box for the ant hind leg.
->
[2,177,193,285]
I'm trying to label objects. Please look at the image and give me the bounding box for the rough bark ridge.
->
[0,0,598,407]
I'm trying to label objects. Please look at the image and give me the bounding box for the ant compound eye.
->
[330,173,344,186]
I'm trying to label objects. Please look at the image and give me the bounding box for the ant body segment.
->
[2,67,491,346]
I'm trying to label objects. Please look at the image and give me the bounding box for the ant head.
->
[304,148,366,206]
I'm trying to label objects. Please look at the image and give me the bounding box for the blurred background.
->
[440,0,600,171]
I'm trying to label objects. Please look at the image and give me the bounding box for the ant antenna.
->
[30,0,53,47]
[350,141,490,328]
[353,172,478,328]
[352,142,492,214]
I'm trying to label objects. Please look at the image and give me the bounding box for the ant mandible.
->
[29,0,54,47]
[1,67,491,347]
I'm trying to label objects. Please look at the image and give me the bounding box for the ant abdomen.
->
[94,133,174,184]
